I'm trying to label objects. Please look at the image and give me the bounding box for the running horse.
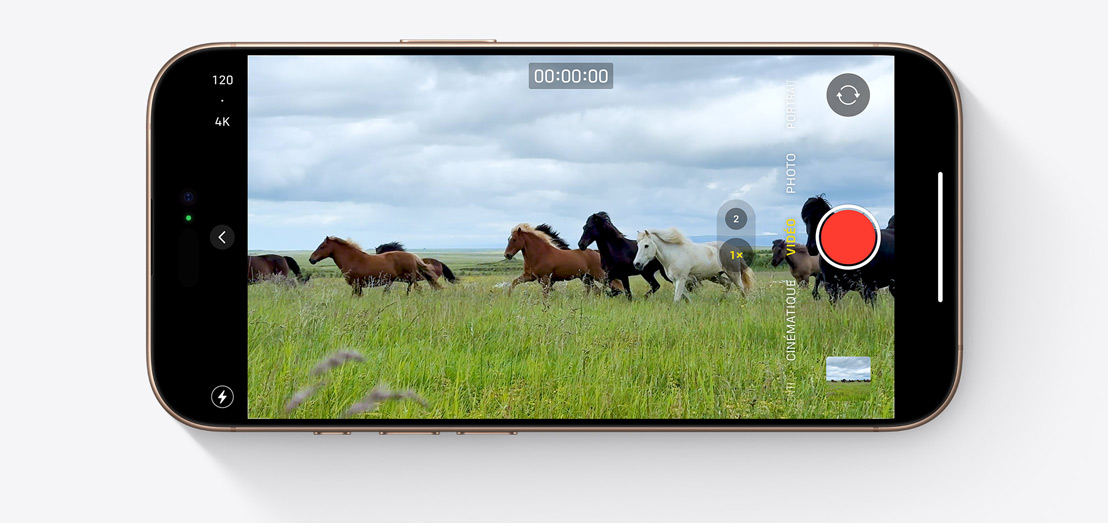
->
[799,195,894,305]
[375,242,458,283]
[504,223,606,297]
[578,211,670,301]
[632,227,755,303]
[308,236,442,296]
[770,239,823,299]
[247,254,304,283]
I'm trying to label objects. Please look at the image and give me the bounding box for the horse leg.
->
[862,283,878,307]
[798,275,809,288]
[606,276,622,297]
[827,280,844,305]
[726,271,746,295]
[406,281,413,295]
[541,275,553,298]
[642,270,661,297]
[508,274,534,296]
[718,273,732,293]
[622,276,633,301]
[602,271,620,297]
[673,278,687,303]
[812,274,822,300]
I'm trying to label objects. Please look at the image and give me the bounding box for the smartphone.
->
[148,42,961,433]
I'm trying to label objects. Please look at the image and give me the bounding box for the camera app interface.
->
[246,54,895,420]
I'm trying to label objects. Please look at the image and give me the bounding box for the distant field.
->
[246,252,894,420]
[826,382,873,402]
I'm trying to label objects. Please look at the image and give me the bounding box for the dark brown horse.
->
[308,236,441,296]
[504,223,605,297]
[770,239,823,299]
[247,254,304,283]
[375,242,457,283]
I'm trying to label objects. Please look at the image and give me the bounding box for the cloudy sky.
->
[247,54,893,250]
[826,357,872,381]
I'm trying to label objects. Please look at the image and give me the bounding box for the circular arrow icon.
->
[837,84,861,105]
[826,74,870,117]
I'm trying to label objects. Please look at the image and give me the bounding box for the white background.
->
[2,1,1104,520]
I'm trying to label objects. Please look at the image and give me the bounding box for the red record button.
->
[815,205,881,270]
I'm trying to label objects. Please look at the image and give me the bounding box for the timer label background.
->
[529,62,614,89]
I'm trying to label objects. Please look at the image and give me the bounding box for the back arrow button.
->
[210,225,234,250]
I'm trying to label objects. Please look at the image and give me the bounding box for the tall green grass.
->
[247,262,893,420]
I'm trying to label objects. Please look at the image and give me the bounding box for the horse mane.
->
[375,241,406,254]
[327,236,365,252]
[771,239,809,254]
[591,211,624,238]
[644,227,692,245]
[514,223,570,249]
[800,194,831,223]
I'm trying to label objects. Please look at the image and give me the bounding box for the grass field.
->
[826,382,873,402]
[247,249,894,420]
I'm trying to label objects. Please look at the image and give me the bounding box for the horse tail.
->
[283,256,303,279]
[740,266,755,291]
[438,261,458,283]
[416,259,443,290]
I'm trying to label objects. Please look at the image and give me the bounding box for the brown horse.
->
[503,223,605,297]
[247,254,303,283]
[308,236,442,296]
[375,242,457,283]
[770,239,823,299]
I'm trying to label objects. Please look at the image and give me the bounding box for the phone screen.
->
[243,54,896,421]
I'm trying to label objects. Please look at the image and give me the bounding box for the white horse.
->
[632,228,755,303]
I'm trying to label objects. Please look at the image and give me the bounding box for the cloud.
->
[248,54,894,250]
[826,357,872,380]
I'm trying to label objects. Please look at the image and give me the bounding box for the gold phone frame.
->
[147,41,962,433]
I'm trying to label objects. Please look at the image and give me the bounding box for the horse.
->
[800,195,894,305]
[308,236,442,296]
[577,212,670,301]
[504,223,605,297]
[375,241,458,283]
[632,228,755,303]
[770,239,823,299]
[247,254,304,283]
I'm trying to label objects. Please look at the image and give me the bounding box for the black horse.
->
[800,195,895,305]
[578,212,670,300]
